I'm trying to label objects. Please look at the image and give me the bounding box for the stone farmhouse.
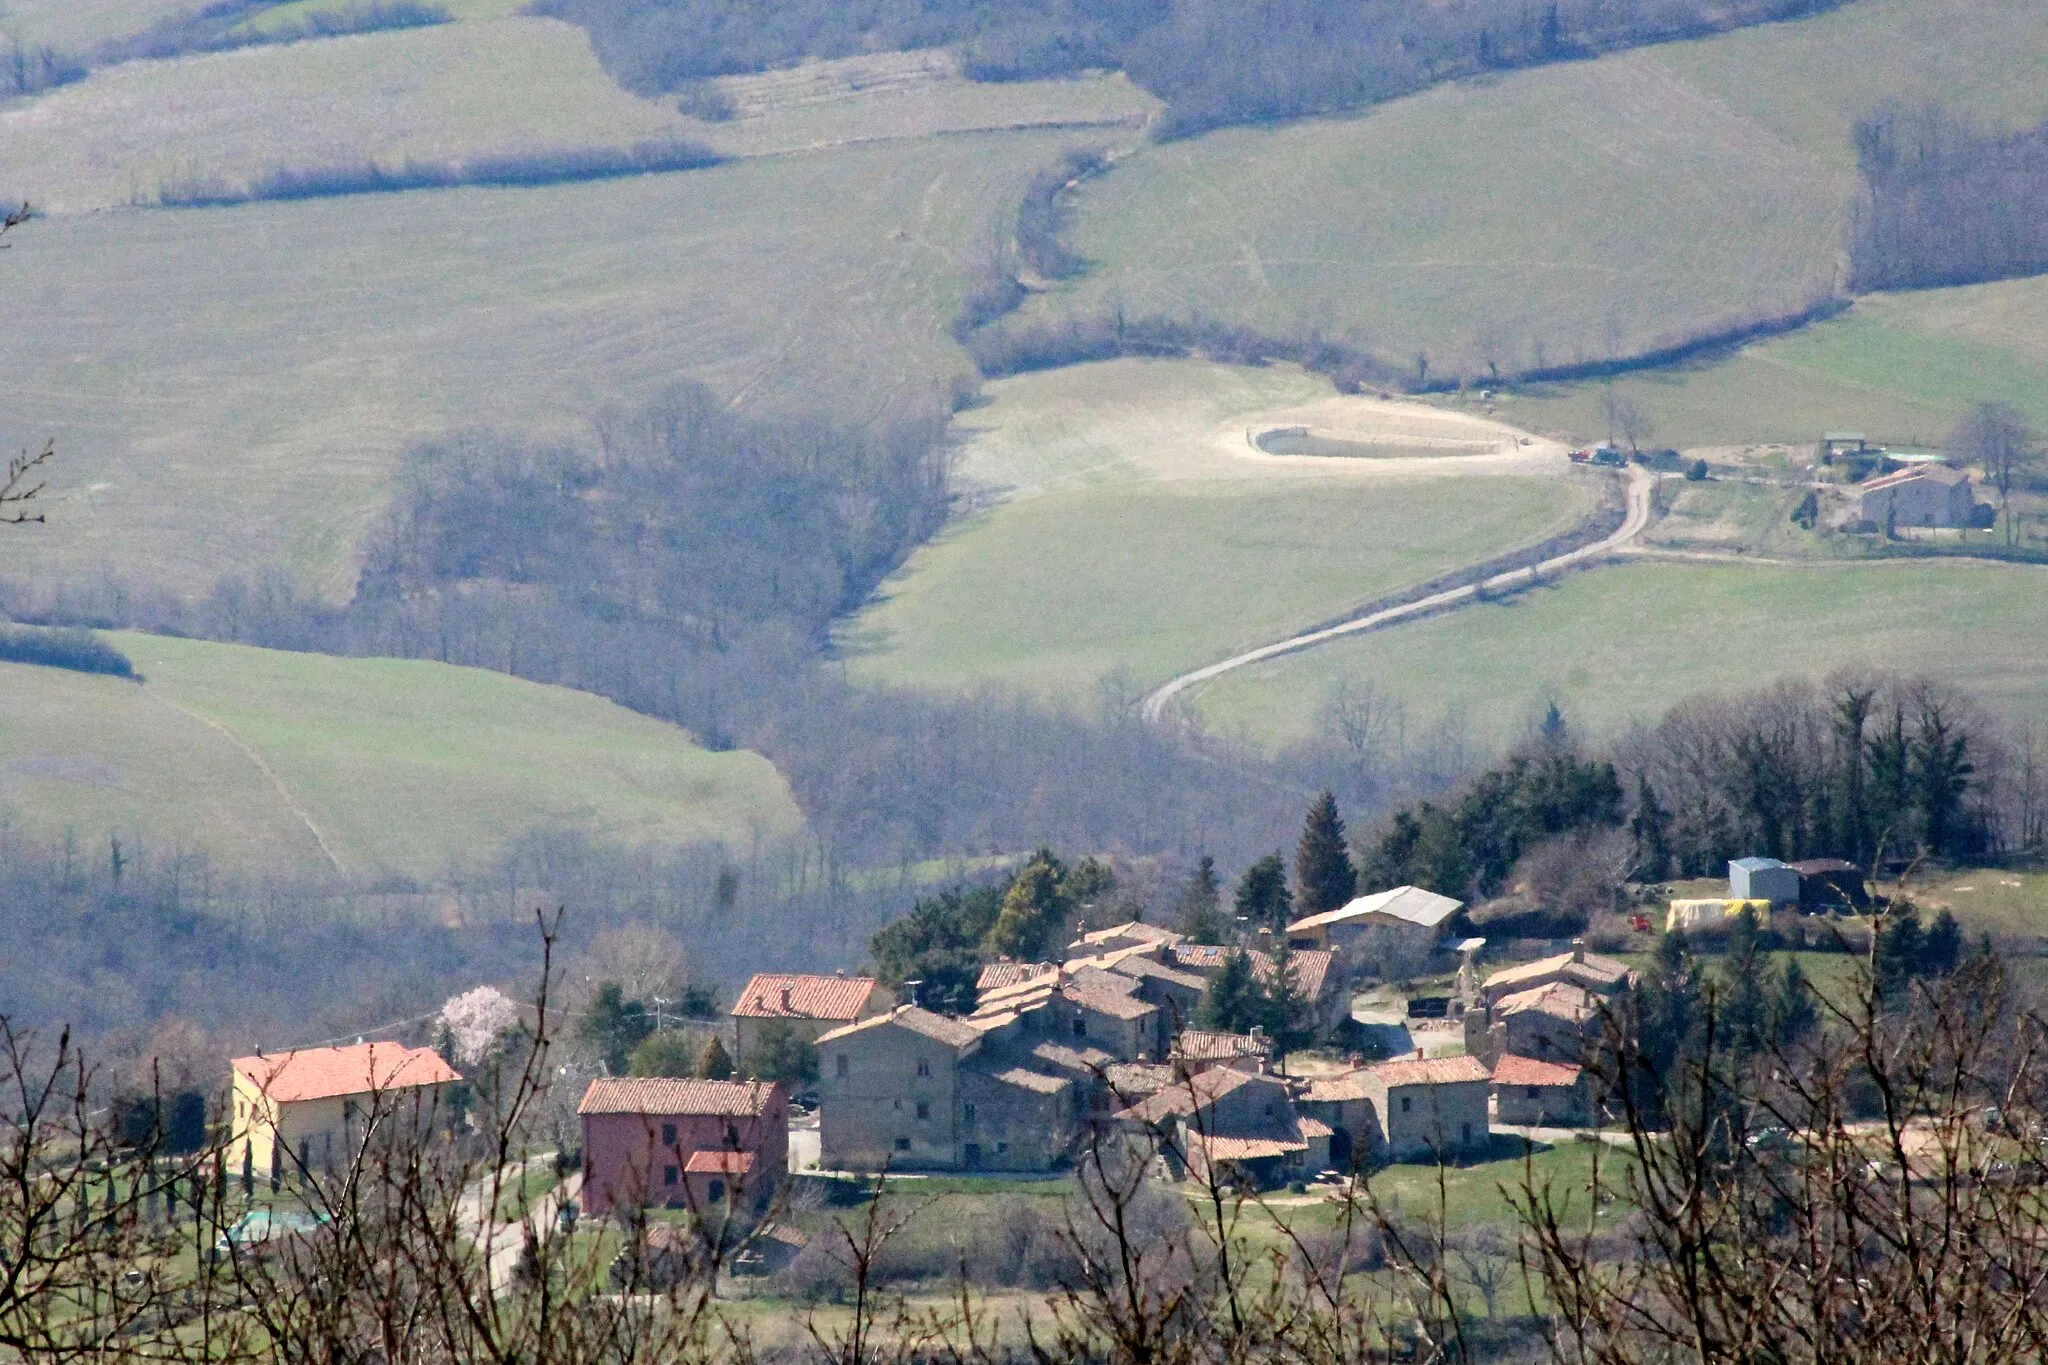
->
[1489,1054,1592,1127]
[1285,885,1463,977]
[1115,1065,1327,1187]
[1460,942,1637,1125]
[1858,464,1980,529]
[578,1077,787,1217]
[230,1041,460,1183]
[729,972,892,1061]
[1356,1055,1493,1162]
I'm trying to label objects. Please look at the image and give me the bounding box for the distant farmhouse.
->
[729,972,892,1060]
[578,1077,787,1217]
[1858,464,1980,529]
[230,1041,460,1184]
[1286,884,1463,976]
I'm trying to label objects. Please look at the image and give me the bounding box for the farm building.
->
[1490,1055,1593,1128]
[230,1041,460,1183]
[1360,1055,1492,1162]
[1857,465,1979,529]
[1789,858,1869,910]
[1286,884,1461,974]
[730,973,893,1061]
[1729,857,1801,905]
[1667,897,1771,931]
[578,1077,788,1217]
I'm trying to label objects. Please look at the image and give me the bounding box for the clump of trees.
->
[95,0,450,67]
[1850,102,2048,292]
[0,624,135,678]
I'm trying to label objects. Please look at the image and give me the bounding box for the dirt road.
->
[1139,464,1657,725]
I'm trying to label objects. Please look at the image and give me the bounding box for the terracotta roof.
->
[1104,1062,1175,1098]
[973,1063,1069,1095]
[1253,948,1336,1002]
[1491,1055,1584,1088]
[1482,949,1632,998]
[1287,886,1462,934]
[1109,955,1208,991]
[730,973,877,1021]
[1116,1066,1279,1124]
[683,1150,756,1174]
[1176,1030,1269,1061]
[1497,981,1604,1024]
[977,962,1052,992]
[1305,1072,1376,1103]
[1068,966,1144,997]
[1170,944,1233,972]
[1187,1131,1308,1161]
[817,1005,983,1049]
[1069,921,1184,952]
[1064,981,1157,1021]
[577,1077,780,1117]
[232,1042,459,1105]
[1368,1055,1492,1087]
[1296,1115,1334,1139]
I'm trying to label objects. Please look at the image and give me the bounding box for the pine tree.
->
[1233,853,1288,931]
[1770,958,1818,1046]
[1195,949,1262,1034]
[1177,855,1224,940]
[1294,791,1357,916]
[1260,934,1314,1056]
[982,849,1069,960]
[696,1035,734,1081]
[1630,773,1672,881]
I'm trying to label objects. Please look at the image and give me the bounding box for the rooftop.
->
[232,1042,460,1106]
[1482,948,1633,997]
[577,1077,780,1118]
[730,973,878,1021]
[683,1150,756,1174]
[1304,1072,1376,1103]
[976,961,1053,992]
[1186,1131,1308,1162]
[1491,1055,1584,1088]
[1175,1030,1269,1062]
[1068,921,1184,952]
[1286,885,1462,935]
[1116,1065,1281,1125]
[1368,1055,1492,1087]
[1730,856,1792,873]
[970,1062,1070,1095]
[1860,464,1969,492]
[815,1006,983,1050]
[1496,981,1604,1024]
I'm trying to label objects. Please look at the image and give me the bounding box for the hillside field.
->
[1014,0,2048,386]
[0,635,800,878]
[1466,277,2048,452]
[0,127,1093,597]
[1189,558,2048,750]
[845,359,1595,699]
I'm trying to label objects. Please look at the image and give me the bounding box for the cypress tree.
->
[1260,935,1314,1056]
[1294,791,1357,916]
[1177,856,1224,941]
[1195,949,1261,1034]
[1630,773,1672,881]
[696,1036,734,1081]
[1233,853,1289,931]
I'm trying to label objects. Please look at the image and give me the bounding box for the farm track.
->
[1139,464,1656,725]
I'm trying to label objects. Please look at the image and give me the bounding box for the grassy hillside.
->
[0,0,186,49]
[1190,558,2048,750]
[0,127,1090,597]
[0,28,1153,213]
[1471,277,2048,451]
[845,359,1594,698]
[1016,0,2048,385]
[0,634,800,877]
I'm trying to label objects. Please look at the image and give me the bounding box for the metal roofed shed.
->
[1728,857,1800,906]
[1789,858,1869,911]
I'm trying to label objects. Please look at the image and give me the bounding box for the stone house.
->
[1115,1066,1321,1186]
[1300,1071,1383,1172]
[1167,943,1348,1036]
[815,1006,1081,1172]
[1858,464,1978,529]
[230,1042,460,1183]
[1068,921,1186,956]
[1489,1054,1592,1128]
[1483,982,1607,1065]
[1362,1055,1492,1162]
[730,973,892,1063]
[1171,1029,1273,1077]
[1476,944,1635,1008]
[1285,885,1461,978]
[969,967,1163,1061]
[578,1077,786,1217]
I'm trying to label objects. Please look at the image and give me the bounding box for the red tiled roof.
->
[1861,464,1967,493]
[233,1042,459,1105]
[977,962,1052,991]
[1296,1115,1334,1139]
[1117,1065,1278,1124]
[683,1150,756,1174]
[1305,1072,1376,1103]
[1188,1132,1307,1161]
[1176,1030,1269,1061]
[1368,1055,1491,1087]
[577,1077,780,1117]
[731,973,877,1021]
[1491,1055,1583,1088]
[817,1006,983,1049]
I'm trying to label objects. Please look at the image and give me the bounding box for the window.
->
[836,1054,849,1078]
[1526,1087,1540,1100]
[1461,1123,1472,1145]
[916,1057,930,1077]
[725,1122,739,1147]
[661,1123,677,1147]
[916,1101,930,1120]
[664,1165,679,1186]
[963,1103,977,1125]
[894,1137,911,1152]
[708,1179,726,1204]
[1400,1096,1412,1114]
[1072,1017,1087,1038]
[893,1098,903,1111]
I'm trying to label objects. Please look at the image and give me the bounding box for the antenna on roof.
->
[902,978,923,1009]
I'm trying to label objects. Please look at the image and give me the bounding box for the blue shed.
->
[1728,857,1800,906]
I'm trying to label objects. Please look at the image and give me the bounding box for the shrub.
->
[0,625,137,678]
[1686,458,1711,481]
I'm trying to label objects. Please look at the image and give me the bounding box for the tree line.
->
[537,0,1847,138]
[1850,101,2048,292]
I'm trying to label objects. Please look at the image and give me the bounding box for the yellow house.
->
[230,1041,461,1180]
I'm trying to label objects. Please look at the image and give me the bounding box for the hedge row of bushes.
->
[0,626,137,679]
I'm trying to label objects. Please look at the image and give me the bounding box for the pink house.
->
[577,1077,787,1218]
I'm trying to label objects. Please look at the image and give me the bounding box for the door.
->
[963,1143,982,1170]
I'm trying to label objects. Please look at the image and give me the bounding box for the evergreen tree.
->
[576,983,653,1075]
[696,1035,734,1081]
[1630,773,1672,881]
[1195,949,1262,1033]
[1260,935,1315,1056]
[1910,705,1974,858]
[1294,790,1357,915]
[1875,907,1924,999]
[745,1020,820,1086]
[1177,855,1224,941]
[982,849,1069,960]
[1921,909,1963,977]
[628,1029,704,1078]
[1770,958,1818,1047]
[1232,853,1288,932]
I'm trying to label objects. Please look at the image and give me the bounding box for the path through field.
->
[1140,463,1656,724]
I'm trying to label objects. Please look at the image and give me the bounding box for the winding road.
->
[1138,464,1658,725]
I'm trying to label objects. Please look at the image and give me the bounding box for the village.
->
[214,852,1864,1276]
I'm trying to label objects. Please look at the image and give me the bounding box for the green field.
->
[1191,558,2048,750]
[1467,278,2048,451]
[845,359,1592,699]
[0,635,800,878]
[0,127,1093,597]
[0,0,185,48]
[1015,0,2048,387]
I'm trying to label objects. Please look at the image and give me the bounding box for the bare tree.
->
[1950,401,2040,545]
[1601,389,1652,456]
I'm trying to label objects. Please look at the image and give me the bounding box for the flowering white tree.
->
[437,985,521,1068]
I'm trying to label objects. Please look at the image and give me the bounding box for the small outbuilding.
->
[1490,1055,1592,1128]
[1789,858,1869,911]
[1728,857,1800,906]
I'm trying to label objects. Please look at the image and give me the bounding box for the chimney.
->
[780,986,792,1012]
[1570,938,1585,964]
